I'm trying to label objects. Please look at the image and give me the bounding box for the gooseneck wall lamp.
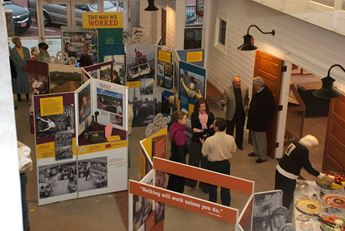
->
[144,0,159,11]
[238,24,275,51]
[312,64,345,99]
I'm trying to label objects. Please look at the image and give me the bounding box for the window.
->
[214,16,228,51]
[218,19,227,46]
[311,0,335,7]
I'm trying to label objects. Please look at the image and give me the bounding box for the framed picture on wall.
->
[184,28,202,49]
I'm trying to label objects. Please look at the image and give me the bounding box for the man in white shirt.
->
[201,118,237,206]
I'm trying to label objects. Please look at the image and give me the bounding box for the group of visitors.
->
[9,36,50,102]
[167,75,275,206]
[167,75,322,212]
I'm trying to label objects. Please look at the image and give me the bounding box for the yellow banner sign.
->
[40,96,63,116]
[187,51,203,63]
[158,50,172,63]
[126,81,141,88]
[82,12,123,29]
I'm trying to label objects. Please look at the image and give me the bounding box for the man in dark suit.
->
[221,76,249,149]
[247,76,275,163]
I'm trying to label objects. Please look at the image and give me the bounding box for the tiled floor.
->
[15,85,326,230]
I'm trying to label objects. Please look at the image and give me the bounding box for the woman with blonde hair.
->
[275,134,324,208]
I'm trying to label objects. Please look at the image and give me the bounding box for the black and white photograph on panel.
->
[139,79,154,95]
[252,190,292,231]
[78,157,108,192]
[96,88,123,114]
[55,131,73,160]
[38,162,77,199]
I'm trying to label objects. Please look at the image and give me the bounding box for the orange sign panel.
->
[129,180,238,224]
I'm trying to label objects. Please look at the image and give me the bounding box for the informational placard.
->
[156,47,174,91]
[186,51,203,63]
[82,12,123,29]
[176,49,205,68]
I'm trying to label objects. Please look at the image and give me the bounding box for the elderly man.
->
[221,76,249,149]
[247,76,275,163]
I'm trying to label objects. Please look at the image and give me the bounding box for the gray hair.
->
[253,76,265,87]
[299,134,319,147]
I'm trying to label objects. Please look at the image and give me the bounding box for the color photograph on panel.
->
[78,84,91,125]
[104,55,126,85]
[126,44,155,83]
[62,27,98,66]
[26,60,49,97]
[49,64,83,93]
[179,61,206,113]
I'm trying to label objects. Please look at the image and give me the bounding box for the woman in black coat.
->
[185,98,215,191]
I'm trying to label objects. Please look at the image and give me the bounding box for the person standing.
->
[36,42,50,63]
[275,135,323,209]
[221,76,249,149]
[247,76,275,163]
[201,118,237,206]
[85,167,90,181]
[10,36,31,102]
[186,98,215,192]
[167,111,188,193]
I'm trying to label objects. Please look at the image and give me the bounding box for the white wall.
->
[207,0,345,93]
[0,3,23,230]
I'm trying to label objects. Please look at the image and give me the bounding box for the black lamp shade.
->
[145,0,159,11]
[312,76,340,99]
[238,34,257,51]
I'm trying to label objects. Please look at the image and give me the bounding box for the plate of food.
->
[316,172,345,191]
[319,215,345,231]
[323,194,345,209]
[296,199,321,215]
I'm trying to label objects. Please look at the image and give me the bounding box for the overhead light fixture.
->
[238,24,275,51]
[312,64,344,99]
[145,0,159,11]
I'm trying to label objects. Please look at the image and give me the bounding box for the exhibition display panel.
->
[33,67,129,205]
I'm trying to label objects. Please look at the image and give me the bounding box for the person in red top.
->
[167,111,188,193]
